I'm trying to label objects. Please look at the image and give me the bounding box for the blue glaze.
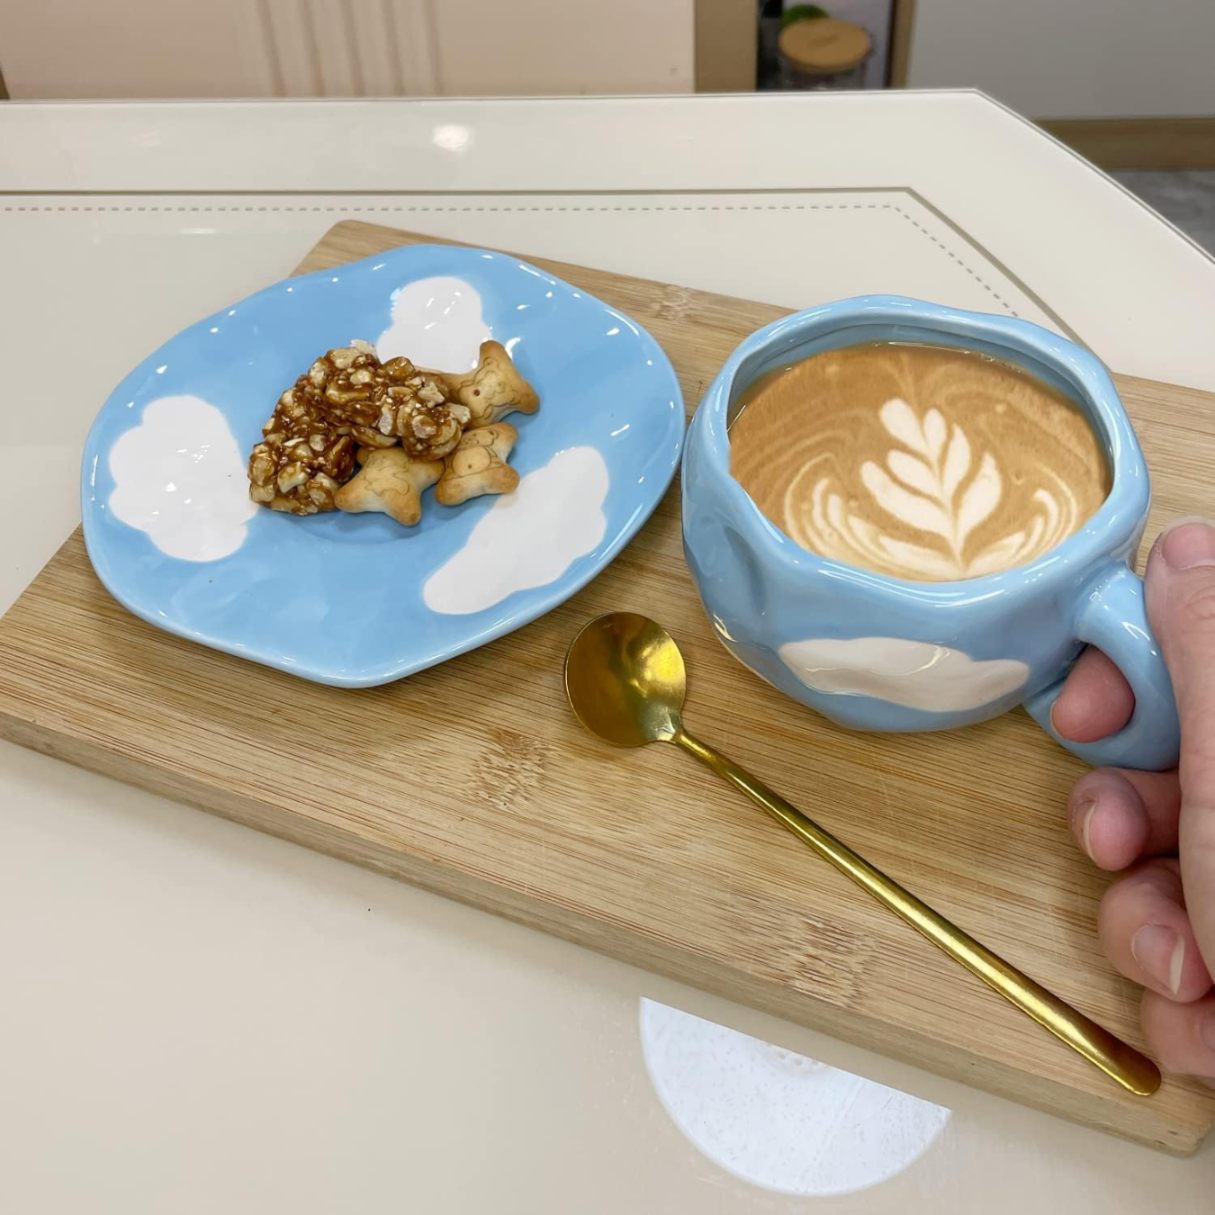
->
[682,295,1179,771]
[82,243,684,687]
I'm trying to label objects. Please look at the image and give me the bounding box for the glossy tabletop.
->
[2,92,1213,1212]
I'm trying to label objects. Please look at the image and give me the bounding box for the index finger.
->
[1146,520,1215,974]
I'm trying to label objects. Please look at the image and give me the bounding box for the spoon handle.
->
[673,728,1161,1097]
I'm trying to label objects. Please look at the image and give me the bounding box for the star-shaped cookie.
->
[444,341,540,428]
[333,446,443,527]
[435,422,520,507]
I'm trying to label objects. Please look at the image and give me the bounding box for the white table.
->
[2,92,1212,1213]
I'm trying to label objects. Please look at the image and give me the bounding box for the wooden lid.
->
[778,17,872,73]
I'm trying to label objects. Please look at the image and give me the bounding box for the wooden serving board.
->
[3,221,1214,1154]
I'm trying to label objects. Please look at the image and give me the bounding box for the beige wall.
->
[0,0,271,98]
[0,0,694,99]
[908,0,1215,118]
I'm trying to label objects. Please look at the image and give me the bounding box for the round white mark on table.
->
[639,999,951,1197]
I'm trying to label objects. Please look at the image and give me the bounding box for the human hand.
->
[1053,519,1215,1081]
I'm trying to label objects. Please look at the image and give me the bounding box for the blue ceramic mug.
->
[682,296,1180,771]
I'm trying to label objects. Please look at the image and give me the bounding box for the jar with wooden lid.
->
[777,17,872,89]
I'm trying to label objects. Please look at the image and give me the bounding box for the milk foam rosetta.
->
[729,343,1111,581]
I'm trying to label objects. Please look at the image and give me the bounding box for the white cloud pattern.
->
[780,636,1028,712]
[376,275,490,371]
[108,395,257,562]
[423,446,609,615]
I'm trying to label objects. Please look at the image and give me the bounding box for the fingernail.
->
[1201,1014,1215,1055]
[1160,518,1215,571]
[1073,797,1097,859]
[1131,924,1186,996]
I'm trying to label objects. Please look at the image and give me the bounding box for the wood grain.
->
[2,220,1214,1153]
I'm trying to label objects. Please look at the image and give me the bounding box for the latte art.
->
[730,343,1110,581]
[791,396,1079,579]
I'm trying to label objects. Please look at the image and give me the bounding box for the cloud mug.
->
[681,296,1180,771]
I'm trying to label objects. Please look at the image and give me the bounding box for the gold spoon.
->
[564,612,1161,1097]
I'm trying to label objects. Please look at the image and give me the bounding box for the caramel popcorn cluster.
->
[247,339,538,524]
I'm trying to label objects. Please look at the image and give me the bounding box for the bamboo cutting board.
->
[2,221,1214,1153]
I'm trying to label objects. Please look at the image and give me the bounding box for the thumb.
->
[1147,518,1215,978]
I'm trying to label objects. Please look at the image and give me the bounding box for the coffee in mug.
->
[729,342,1110,582]
[681,296,1179,770]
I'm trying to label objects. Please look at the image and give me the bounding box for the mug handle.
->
[1022,562,1180,771]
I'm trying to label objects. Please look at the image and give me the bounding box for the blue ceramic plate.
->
[82,243,684,686]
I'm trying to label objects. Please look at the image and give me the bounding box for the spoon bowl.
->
[564,612,687,746]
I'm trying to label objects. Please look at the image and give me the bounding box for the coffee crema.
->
[729,342,1110,581]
